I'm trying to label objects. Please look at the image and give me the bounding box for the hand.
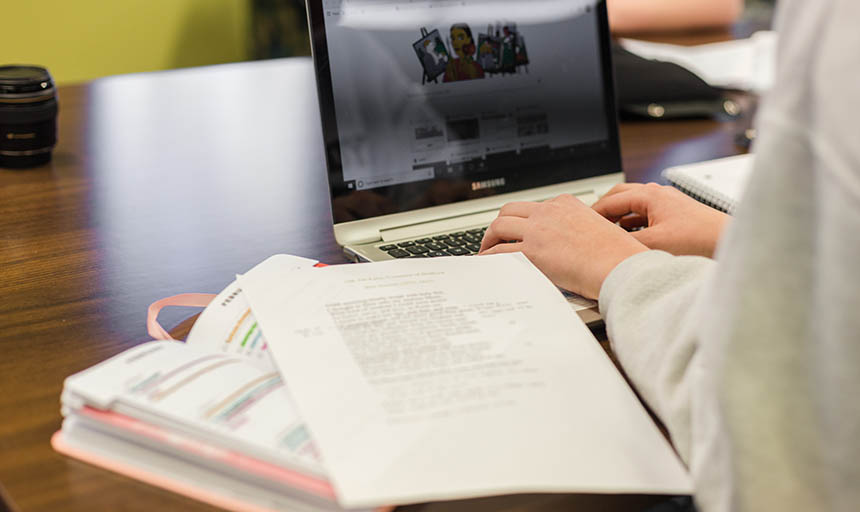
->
[591,183,730,258]
[479,194,648,299]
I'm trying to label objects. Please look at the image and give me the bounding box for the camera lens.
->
[0,65,59,169]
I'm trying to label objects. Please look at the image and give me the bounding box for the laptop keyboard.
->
[378,227,487,259]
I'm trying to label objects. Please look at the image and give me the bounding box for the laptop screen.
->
[308,0,621,223]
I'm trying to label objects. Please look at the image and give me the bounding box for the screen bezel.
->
[306,0,622,223]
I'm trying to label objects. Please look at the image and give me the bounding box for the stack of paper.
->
[54,253,692,511]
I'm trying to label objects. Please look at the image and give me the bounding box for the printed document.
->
[240,254,691,507]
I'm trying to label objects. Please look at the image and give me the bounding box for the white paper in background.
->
[240,254,691,508]
[185,254,318,371]
[621,31,778,92]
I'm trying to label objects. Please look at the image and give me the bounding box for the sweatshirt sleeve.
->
[597,4,860,511]
[598,250,714,465]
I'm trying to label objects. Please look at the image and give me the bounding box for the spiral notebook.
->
[662,154,754,214]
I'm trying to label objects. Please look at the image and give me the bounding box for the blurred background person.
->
[608,0,745,33]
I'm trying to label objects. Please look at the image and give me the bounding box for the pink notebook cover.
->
[52,430,282,512]
[52,407,393,512]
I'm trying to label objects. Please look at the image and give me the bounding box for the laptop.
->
[306,0,623,262]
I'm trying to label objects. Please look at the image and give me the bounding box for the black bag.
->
[612,42,741,120]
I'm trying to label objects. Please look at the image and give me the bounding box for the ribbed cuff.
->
[598,250,676,315]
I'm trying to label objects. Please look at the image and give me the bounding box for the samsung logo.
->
[471,178,506,191]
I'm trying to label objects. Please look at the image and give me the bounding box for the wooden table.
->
[0,54,750,511]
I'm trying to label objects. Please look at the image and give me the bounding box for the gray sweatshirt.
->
[598,1,860,511]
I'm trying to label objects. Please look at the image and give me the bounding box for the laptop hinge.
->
[380,209,499,243]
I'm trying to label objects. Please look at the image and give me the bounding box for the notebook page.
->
[663,154,754,213]
[185,254,318,371]
[240,254,692,508]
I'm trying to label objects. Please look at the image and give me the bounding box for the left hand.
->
[592,182,729,258]
[479,194,648,299]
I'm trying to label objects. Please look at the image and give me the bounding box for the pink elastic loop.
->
[147,293,217,341]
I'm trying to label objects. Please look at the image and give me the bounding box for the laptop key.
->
[447,247,470,256]
[397,241,416,247]
[425,242,447,251]
[432,234,450,240]
[387,249,411,258]
[450,231,466,237]
[466,228,485,234]
[445,238,465,247]
[466,243,481,253]
[406,246,430,255]
[463,234,482,243]
[379,244,398,251]
[428,251,449,257]
[416,238,432,244]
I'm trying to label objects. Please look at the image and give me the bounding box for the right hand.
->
[591,182,730,258]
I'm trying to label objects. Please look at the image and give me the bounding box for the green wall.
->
[0,0,250,84]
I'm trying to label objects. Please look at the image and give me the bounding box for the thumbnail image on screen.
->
[412,28,451,83]
[413,22,530,84]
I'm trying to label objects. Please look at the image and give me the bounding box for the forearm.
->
[599,250,714,464]
[608,0,744,33]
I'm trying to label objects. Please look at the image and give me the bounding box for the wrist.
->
[588,241,649,299]
[704,213,731,257]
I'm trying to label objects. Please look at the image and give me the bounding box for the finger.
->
[601,182,642,198]
[498,201,541,218]
[619,213,647,230]
[592,189,652,223]
[480,216,529,252]
[479,241,525,255]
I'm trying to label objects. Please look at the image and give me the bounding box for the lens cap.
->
[0,66,54,96]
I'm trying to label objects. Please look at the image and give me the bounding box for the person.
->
[480,1,860,510]
[444,24,485,82]
[608,0,744,33]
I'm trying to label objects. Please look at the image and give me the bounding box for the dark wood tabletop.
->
[0,52,751,511]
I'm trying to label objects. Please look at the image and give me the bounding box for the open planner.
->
[54,254,691,511]
[53,257,375,512]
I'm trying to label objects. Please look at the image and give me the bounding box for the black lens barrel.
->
[0,65,59,168]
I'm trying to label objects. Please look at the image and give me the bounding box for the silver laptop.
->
[306,0,623,262]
